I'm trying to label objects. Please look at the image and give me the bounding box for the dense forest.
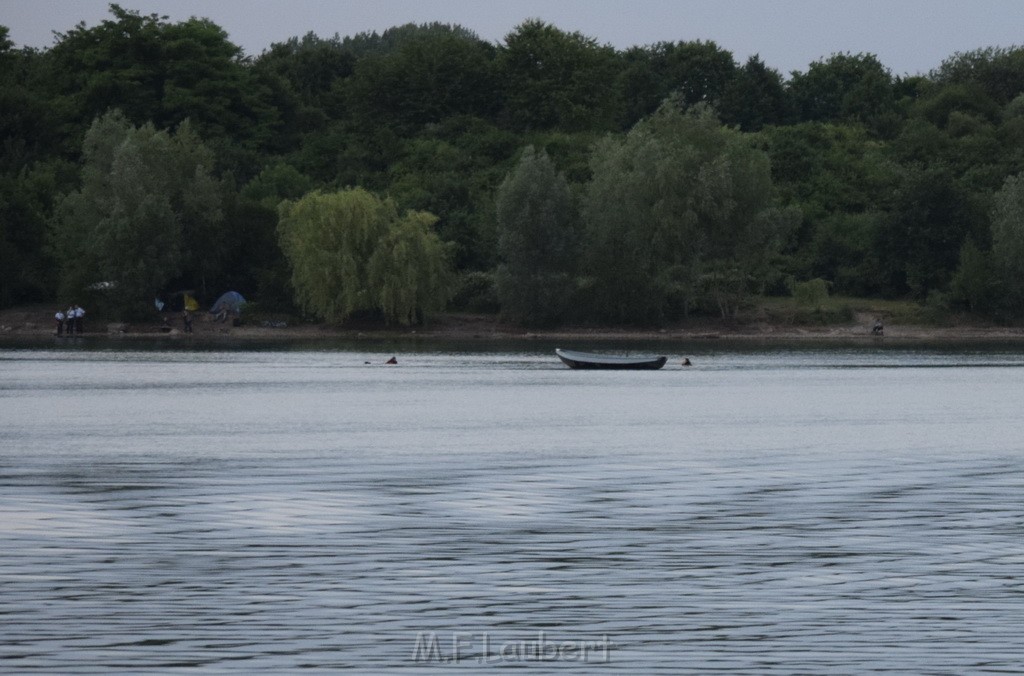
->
[4,5,1024,325]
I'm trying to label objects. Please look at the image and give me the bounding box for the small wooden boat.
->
[555,348,668,370]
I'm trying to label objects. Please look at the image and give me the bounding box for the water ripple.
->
[2,349,1024,672]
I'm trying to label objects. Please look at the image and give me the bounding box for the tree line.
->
[3,4,1024,325]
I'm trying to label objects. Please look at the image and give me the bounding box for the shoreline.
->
[4,306,1024,346]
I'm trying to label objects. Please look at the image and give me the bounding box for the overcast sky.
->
[2,0,1023,76]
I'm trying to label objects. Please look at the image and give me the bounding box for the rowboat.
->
[555,348,668,370]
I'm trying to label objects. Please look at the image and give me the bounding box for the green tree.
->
[0,28,65,164]
[914,83,1000,129]
[0,161,75,307]
[932,47,1024,106]
[0,29,75,307]
[788,53,897,135]
[46,5,282,174]
[582,118,699,323]
[368,210,454,324]
[386,133,502,270]
[241,162,317,208]
[341,22,483,57]
[805,212,886,297]
[761,122,894,290]
[990,172,1024,316]
[949,238,993,314]
[498,20,620,131]
[48,110,224,316]
[255,33,355,113]
[582,104,792,322]
[617,40,737,127]
[494,146,576,325]
[874,167,978,299]
[897,85,1007,194]
[998,95,1024,185]
[212,163,318,310]
[277,187,453,323]
[763,122,890,214]
[791,278,830,309]
[343,26,499,133]
[719,55,791,131]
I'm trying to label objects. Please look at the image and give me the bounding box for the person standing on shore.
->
[182,309,193,333]
[54,309,65,336]
[73,305,85,334]
[65,306,76,334]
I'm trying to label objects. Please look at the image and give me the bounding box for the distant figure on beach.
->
[182,309,193,334]
[682,358,692,366]
[66,306,76,334]
[871,318,884,336]
[385,356,398,365]
[72,305,85,334]
[55,309,65,336]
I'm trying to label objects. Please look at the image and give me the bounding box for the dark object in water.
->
[385,356,398,365]
[555,348,667,371]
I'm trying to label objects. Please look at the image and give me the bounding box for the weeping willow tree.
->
[368,210,454,324]
[277,187,453,324]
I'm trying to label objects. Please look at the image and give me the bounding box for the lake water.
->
[2,341,1024,672]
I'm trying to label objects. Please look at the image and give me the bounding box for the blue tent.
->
[209,291,246,317]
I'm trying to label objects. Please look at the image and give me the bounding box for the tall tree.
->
[617,40,737,127]
[788,53,897,135]
[949,238,993,314]
[217,163,318,309]
[932,47,1024,106]
[874,166,978,298]
[761,121,895,289]
[990,172,1024,316]
[0,161,74,307]
[46,5,281,173]
[494,146,576,325]
[498,20,620,131]
[718,55,791,131]
[256,33,356,113]
[343,25,499,133]
[48,111,224,316]
[582,104,794,322]
[0,28,74,307]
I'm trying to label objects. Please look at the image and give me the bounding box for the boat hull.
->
[555,348,667,370]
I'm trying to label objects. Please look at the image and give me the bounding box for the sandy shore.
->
[4,304,1024,345]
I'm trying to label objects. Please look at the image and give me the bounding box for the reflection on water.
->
[2,346,1024,671]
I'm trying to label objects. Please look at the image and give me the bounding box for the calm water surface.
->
[2,343,1023,672]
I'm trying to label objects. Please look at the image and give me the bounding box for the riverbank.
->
[4,303,1024,345]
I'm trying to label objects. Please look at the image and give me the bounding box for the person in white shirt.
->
[55,310,65,336]
[73,305,85,334]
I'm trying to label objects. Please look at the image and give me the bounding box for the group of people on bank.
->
[54,305,85,335]
[53,304,198,336]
